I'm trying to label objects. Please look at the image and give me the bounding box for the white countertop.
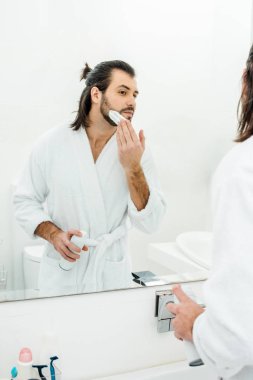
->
[148,242,209,282]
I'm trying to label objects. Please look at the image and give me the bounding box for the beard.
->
[100,94,134,127]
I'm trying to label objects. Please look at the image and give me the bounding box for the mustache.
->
[121,107,135,113]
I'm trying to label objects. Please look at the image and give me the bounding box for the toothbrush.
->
[108,110,127,126]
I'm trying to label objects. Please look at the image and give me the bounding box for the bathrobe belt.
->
[80,224,129,292]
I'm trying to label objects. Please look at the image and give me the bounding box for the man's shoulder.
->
[28,124,78,163]
[32,123,76,149]
[220,137,253,168]
[214,137,253,186]
[37,123,73,142]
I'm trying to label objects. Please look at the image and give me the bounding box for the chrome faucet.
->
[155,289,175,333]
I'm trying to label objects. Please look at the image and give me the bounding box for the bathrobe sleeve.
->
[127,147,167,233]
[192,168,253,379]
[13,142,52,239]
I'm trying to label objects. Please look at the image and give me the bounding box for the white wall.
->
[0,0,252,286]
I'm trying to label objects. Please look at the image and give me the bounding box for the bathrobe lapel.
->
[72,128,108,238]
[71,128,126,292]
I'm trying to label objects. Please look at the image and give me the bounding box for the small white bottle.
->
[59,231,97,271]
[59,230,87,271]
[16,347,35,379]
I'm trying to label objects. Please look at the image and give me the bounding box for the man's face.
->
[100,69,139,126]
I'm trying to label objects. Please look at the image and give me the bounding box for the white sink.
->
[148,231,212,278]
[148,242,209,279]
[176,231,212,270]
[98,360,217,379]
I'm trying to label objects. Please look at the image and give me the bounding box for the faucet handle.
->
[155,290,175,333]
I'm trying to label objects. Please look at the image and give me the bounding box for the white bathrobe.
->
[14,124,166,296]
[193,137,253,379]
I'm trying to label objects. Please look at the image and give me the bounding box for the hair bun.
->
[80,62,92,81]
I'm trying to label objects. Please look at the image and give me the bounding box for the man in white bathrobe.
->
[167,46,253,379]
[14,60,166,296]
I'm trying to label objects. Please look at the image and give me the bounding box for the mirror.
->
[0,0,252,301]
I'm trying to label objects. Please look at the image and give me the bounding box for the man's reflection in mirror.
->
[13,60,166,296]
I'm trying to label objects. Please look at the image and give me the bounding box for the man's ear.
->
[90,86,101,104]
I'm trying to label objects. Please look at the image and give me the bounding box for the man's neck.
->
[86,111,116,147]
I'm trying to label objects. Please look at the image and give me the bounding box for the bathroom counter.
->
[97,360,217,380]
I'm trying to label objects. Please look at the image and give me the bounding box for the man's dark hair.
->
[236,44,253,142]
[71,60,135,130]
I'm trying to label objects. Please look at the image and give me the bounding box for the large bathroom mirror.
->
[0,0,252,301]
